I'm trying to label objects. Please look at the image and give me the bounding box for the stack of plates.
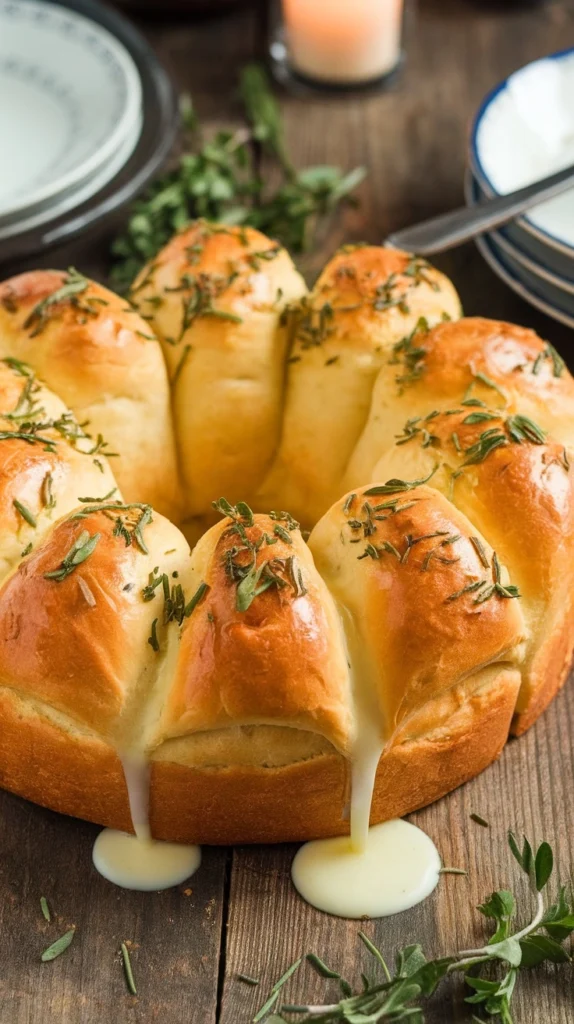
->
[467,48,574,329]
[0,0,178,264]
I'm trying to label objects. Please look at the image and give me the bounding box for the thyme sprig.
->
[259,834,572,1024]
[110,64,365,293]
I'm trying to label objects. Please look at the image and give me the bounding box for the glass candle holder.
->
[269,0,405,92]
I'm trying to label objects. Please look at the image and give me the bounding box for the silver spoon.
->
[385,163,574,255]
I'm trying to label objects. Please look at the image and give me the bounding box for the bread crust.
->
[0,666,519,844]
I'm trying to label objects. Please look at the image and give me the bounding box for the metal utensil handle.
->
[385,163,574,255]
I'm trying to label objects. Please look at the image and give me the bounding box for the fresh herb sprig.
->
[109,64,365,293]
[254,834,572,1023]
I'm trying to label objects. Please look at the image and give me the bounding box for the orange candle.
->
[282,0,404,84]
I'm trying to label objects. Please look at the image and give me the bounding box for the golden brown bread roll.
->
[256,245,461,525]
[308,483,525,738]
[130,222,307,526]
[345,317,574,734]
[0,231,572,845]
[0,269,181,520]
[0,358,118,578]
[157,507,353,755]
[0,505,189,740]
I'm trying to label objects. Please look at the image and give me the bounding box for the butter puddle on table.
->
[92,755,201,891]
[290,729,440,919]
[291,818,441,919]
[291,603,441,918]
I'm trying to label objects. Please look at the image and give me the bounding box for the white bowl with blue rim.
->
[0,0,142,223]
[469,48,574,284]
[465,172,574,329]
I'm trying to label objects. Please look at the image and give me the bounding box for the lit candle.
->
[282,0,404,86]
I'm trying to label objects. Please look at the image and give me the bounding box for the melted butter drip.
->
[92,755,201,891]
[292,604,441,917]
[349,720,383,852]
[291,818,441,919]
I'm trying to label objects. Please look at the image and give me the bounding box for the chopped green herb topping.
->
[531,342,565,378]
[24,268,93,337]
[13,499,36,528]
[171,271,242,342]
[71,502,152,554]
[44,530,100,582]
[446,551,520,604]
[292,298,335,350]
[364,465,438,496]
[389,316,429,391]
[212,497,305,611]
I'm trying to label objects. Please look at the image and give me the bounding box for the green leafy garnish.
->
[24,268,92,337]
[13,498,37,528]
[109,65,365,293]
[43,531,100,582]
[264,834,573,1023]
[213,497,306,612]
[364,466,438,496]
[121,942,137,996]
[41,928,75,962]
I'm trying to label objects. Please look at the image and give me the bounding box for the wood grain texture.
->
[0,793,227,1024]
[2,1,574,1022]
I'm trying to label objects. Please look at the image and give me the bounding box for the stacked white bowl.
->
[0,0,143,244]
[467,48,574,328]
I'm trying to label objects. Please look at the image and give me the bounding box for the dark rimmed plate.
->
[0,0,179,266]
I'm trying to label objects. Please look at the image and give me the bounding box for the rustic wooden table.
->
[2,2,574,1022]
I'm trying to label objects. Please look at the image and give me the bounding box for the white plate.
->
[475,229,574,331]
[465,170,574,328]
[0,112,142,241]
[0,0,142,218]
[469,48,574,261]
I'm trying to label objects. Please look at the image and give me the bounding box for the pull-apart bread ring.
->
[0,227,572,844]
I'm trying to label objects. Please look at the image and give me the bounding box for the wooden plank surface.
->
[2,1,574,1022]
